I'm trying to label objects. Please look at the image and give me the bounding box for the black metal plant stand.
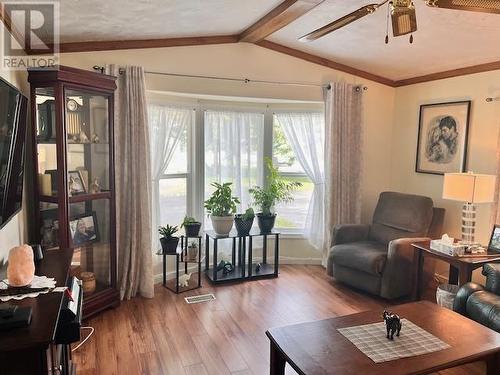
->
[205,230,279,283]
[161,235,202,294]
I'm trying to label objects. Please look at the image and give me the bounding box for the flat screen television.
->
[0,76,27,230]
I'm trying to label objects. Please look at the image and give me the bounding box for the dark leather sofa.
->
[453,263,500,332]
[327,192,444,299]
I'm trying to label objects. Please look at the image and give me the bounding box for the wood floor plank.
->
[74,265,485,375]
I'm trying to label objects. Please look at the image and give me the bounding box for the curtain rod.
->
[92,65,368,91]
[486,97,500,102]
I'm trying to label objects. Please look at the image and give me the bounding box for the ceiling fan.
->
[299,0,500,44]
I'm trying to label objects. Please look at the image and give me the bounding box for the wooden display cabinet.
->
[28,66,119,318]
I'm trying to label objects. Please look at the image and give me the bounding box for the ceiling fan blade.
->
[299,3,382,42]
[425,0,500,14]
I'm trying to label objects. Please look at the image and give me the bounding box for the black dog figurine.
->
[382,310,402,340]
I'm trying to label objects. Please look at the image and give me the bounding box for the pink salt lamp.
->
[7,244,35,287]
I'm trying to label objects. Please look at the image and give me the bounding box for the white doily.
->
[0,275,57,301]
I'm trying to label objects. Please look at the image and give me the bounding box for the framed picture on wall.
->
[488,225,500,253]
[415,100,471,175]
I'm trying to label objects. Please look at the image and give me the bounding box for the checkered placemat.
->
[337,319,450,363]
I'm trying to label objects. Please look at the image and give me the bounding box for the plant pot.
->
[187,246,198,260]
[234,216,254,236]
[160,236,179,254]
[257,213,276,233]
[211,215,234,236]
[184,222,201,237]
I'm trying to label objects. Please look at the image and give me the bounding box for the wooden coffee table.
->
[266,301,500,375]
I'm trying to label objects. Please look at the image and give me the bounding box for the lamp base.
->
[460,202,476,245]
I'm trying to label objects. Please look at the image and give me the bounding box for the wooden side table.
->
[411,241,500,300]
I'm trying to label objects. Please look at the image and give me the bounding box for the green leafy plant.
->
[158,224,178,239]
[249,158,302,216]
[181,216,199,227]
[236,207,255,221]
[188,241,198,248]
[204,182,240,217]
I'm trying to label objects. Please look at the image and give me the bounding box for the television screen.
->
[0,77,27,229]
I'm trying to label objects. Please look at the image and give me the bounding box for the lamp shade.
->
[442,172,496,203]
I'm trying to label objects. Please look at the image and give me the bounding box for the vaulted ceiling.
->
[3,0,500,85]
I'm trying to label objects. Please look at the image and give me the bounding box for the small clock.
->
[66,99,78,112]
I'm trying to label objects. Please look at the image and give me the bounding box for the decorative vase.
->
[257,213,276,233]
[184,222,201,237]
[211,215,234,236]
[234,216,254,236]
[160,236,180,254]
[80,271,96,294]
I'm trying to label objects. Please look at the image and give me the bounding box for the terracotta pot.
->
[80,271,96,294]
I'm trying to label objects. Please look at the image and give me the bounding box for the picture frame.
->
[40,208,59,249]
[68,170,86,195]
[69,212,100,247]
[488,224,500,253]
[415,100,471,175]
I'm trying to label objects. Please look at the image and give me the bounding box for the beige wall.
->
[0,22,29,261]
[391,70,500,281]
[60,43,396,265]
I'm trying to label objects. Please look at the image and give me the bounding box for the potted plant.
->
[187,241,198,260]
[181,216,201,237]
[249,158,301,233]
[234,207,255,236]
[158,224,179,254]
[204,182,240,236]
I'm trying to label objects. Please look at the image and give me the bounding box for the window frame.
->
[148,93,323,237]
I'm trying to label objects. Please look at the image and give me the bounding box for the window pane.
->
[165,125,188,174]
[158,178,187,227]
[275,175,314,229]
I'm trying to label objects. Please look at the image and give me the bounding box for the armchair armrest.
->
[331,224,370,246]
[483,263,500,295]
[380,237,430,299]
[453,282,485,315]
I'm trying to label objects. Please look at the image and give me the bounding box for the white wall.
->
[0,23,29,261]
[59,43,396,265]
[391,70,500,281]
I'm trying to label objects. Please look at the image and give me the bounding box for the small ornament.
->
[91,133,99,143]
[383,310,402,340]
[255,263,261,273]
[68,176,75,196]
[79,130,90,143]
[178,273,192,287]
[90,178,101,194]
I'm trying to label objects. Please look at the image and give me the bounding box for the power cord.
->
[71,326,95,352]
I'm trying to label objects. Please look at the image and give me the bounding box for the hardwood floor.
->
[73,265,484,375]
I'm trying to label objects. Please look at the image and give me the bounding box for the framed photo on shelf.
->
[488,225,500,253]
[69,212,99,246]
[415,100,471,175]
[40,208,59,249]
[68,170,86,195]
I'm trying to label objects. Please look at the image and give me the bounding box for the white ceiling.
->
[58,0,282,42]
[45,1,500,81]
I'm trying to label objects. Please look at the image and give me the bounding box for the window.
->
[149,104,194,243]
[272,117,314,231]
[148,99,324,241]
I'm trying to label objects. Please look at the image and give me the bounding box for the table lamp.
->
[442,172,496,245]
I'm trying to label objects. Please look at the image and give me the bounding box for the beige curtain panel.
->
[322,82,364,266]
[106,65,154,299]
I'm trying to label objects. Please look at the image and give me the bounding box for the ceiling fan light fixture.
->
[391,1,417,36]
[425,0,500,14]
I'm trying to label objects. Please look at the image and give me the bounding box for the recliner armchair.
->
[327,191,445,299]
[453,263,500,332]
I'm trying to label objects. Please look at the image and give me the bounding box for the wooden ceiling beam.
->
[255,40,396,87]
[239,0,324,43]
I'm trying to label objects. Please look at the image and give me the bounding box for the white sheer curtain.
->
[275,112,325,249]
[204,110,265,215]
[148,104,193,244]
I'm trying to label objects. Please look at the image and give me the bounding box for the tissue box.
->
[430,240,466,256]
